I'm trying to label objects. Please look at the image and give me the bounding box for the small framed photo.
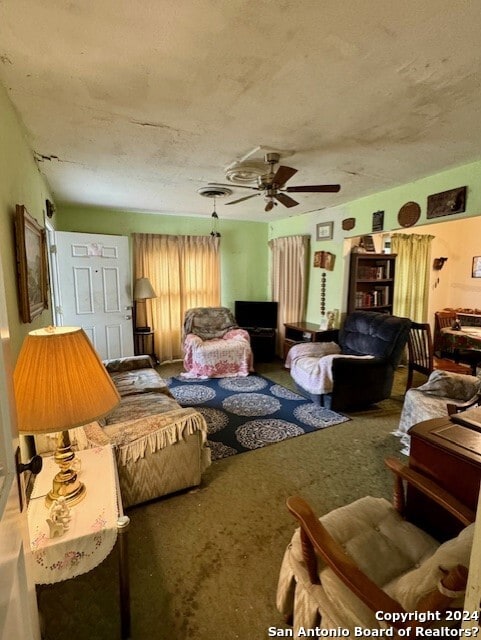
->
[372,210,384,232]
[472,256,481,278]
[316,221,334,241]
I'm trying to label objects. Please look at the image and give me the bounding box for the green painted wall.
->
[0,84,53,359]
[56,206,269,312]
[3,67,481,346]
[269,161,481,325]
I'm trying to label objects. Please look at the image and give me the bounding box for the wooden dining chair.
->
[406,321,470,392]
[434,311,481,375]
[433,310,457,357]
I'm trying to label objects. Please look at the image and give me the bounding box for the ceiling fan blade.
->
[208,182,259,191]
[272,165,298,187]
[225,193,260,205]
[274,193,299,208]
[285,184,341,193]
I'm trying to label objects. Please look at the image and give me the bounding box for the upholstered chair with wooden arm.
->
[276,458,474,637]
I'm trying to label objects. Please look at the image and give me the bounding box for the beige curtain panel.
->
[134,234,220,362]
[268,235,310,356]
[391,233,434,322]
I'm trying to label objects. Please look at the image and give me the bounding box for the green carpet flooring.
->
[37,359,411,640]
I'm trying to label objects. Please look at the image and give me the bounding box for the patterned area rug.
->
[166,374,350,461]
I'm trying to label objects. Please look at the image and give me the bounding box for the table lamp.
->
[14,326,120,507]
[133,277,157,332]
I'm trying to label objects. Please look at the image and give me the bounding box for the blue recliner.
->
[288,311,412,411]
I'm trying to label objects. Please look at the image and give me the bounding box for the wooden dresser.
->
[407,415,481,540]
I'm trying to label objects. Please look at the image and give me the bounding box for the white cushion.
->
[282,496,472,631]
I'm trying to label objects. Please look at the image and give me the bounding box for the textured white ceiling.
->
[1,1,481,221]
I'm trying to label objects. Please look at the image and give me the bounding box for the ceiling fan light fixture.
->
[225,161,267,184]
[264,198,277,212]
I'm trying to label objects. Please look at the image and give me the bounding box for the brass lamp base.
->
[45,475,86,508]
[45,430,87,508]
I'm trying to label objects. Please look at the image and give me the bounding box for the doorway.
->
[47,231,134,359]
[344,216,481,329]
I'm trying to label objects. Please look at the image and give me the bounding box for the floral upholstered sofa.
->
[35,355,211,507]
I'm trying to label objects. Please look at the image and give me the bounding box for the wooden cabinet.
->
[283,322,337,360]
[407,416,481,540]
[245,328,276,361]
[347,252,397,314]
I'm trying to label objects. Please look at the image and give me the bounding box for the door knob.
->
[125,315,132,320]
[15,450,43,511]
[17,454,43,476]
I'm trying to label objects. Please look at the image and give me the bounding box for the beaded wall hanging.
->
[320,272,326,318]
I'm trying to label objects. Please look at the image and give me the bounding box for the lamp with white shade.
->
[133,277,157,332]
[14,326,120,507]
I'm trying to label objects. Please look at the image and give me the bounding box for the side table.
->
[407,416,481,540]
[27,445,131,639]
[283,322,337,360]
[134,329,158,364]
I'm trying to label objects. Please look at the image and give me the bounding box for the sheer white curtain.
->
[391,233,434,321]
[134,233,220,362]
[268,235,310,355]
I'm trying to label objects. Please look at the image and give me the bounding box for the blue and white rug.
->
[166,374,350,461]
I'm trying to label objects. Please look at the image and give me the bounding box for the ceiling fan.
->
[209,153,341,212]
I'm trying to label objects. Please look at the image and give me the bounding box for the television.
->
[234,301,278,329]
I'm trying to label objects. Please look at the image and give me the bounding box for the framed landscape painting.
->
[15,204,48,323]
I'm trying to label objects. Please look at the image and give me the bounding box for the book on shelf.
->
[374,285,390,306]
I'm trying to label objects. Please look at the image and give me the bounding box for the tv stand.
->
[242,327,276,361]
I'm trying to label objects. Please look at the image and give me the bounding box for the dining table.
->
[440,325,481,351]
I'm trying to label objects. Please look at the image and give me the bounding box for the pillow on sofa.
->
[103,355,154,373]
[416,370,480,401]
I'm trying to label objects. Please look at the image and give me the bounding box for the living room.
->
[2,2,481,639]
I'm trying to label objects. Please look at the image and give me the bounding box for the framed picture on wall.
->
[472,256,481,278]
[14,204,49,323]
[316,221,334,241]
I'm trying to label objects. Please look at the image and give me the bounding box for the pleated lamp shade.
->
[14,326,120,434]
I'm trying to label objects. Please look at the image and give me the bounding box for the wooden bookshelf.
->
[347,252,397,314]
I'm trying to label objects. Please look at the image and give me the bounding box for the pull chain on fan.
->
[210,197,221,237]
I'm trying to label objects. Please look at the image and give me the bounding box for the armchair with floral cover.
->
[182,307,254,378]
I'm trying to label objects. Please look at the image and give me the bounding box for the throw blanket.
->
[182,328,253,378]
[83,406,208,464]
[286,341,373,395]
[183,307,239,340]
[392,369,480,455]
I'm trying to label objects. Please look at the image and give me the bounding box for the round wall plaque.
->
[342,217,356,231]
[398,201,421,227]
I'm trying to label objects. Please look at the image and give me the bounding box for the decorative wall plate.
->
[398,201,421,227]
[342,217,356,231]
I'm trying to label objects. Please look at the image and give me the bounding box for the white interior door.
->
[0,253,41,638]
[52,231,134,360]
